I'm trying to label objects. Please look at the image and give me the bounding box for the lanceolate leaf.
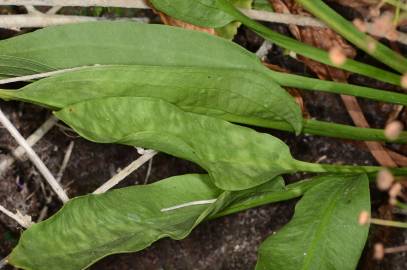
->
[55,97,296,191]
[256,174,370,270]
[10,174,220,270]
[54,97,407,189]
[0,65,302,133]
[0,21,266,79]
[9,174,285,270]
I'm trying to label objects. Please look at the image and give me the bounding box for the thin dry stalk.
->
[0,108,69,202]
[93,150,157,194]
[0,115,58,175]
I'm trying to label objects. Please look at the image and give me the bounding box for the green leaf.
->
[55,97,296,191]
[149,0,235,28]
[0,65,302,134]
[0,21,266,79]
[215,0,253,39]
[9,174,285,270]
[256,174,370,270]
[9,174,220,270]
[253,0,273,11]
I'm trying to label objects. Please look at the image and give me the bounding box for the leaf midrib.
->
[301,182,348,270]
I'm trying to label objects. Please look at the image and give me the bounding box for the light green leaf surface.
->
[55,97,296,191]
[10,174,284,270]
[0,65,302,133]
[256,174,370,270]
[0,21,266,79]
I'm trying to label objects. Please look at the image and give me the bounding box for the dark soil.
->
[0,4,406,270]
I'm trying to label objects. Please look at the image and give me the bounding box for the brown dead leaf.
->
[146,0,216,34]
[269,0,401,167]
[330,0,383,18]
[158,13,216,35]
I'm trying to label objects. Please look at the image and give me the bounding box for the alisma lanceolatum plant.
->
[1,1,406,269]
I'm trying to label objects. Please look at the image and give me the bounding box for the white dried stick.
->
[93,150,157,194]
[56,141,74,181]
[0,0,150,9]
[0,66,91,85]
[0,115,58,175]
[0,204,33,228]
[0,108,69,202]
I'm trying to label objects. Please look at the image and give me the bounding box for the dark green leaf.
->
[0,65,302,133]
[256,174,370,270]
[55,97,296,191]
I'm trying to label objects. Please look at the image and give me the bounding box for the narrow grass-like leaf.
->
[0,65,302,133]
[9,174,284,270]
[149,0,402,85]
[55,97,295,190]
[256,174,370,270]
[296,0,407,74]
[215,0,402,85]
[0,21,266,79]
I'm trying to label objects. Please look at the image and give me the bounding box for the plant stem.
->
[211,177,323,219]
[293,160,407,175]
[268,71,407,106]
[296,0,407,74]
[222,114,407,143]
[370,218,407,228]
[214,175,405,219]
[216,0,402,86]
[0,89,14,100]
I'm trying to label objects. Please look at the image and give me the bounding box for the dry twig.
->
[0,108,69,202]
[0,115,58,175]
[93,150,157,194]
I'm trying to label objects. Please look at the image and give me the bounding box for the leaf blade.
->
[256,174,370,270]
[0,21,265,78]
[55,97,296,190]
[4,65,302,133]
[9,174,285,270]
[9,174,222,270]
